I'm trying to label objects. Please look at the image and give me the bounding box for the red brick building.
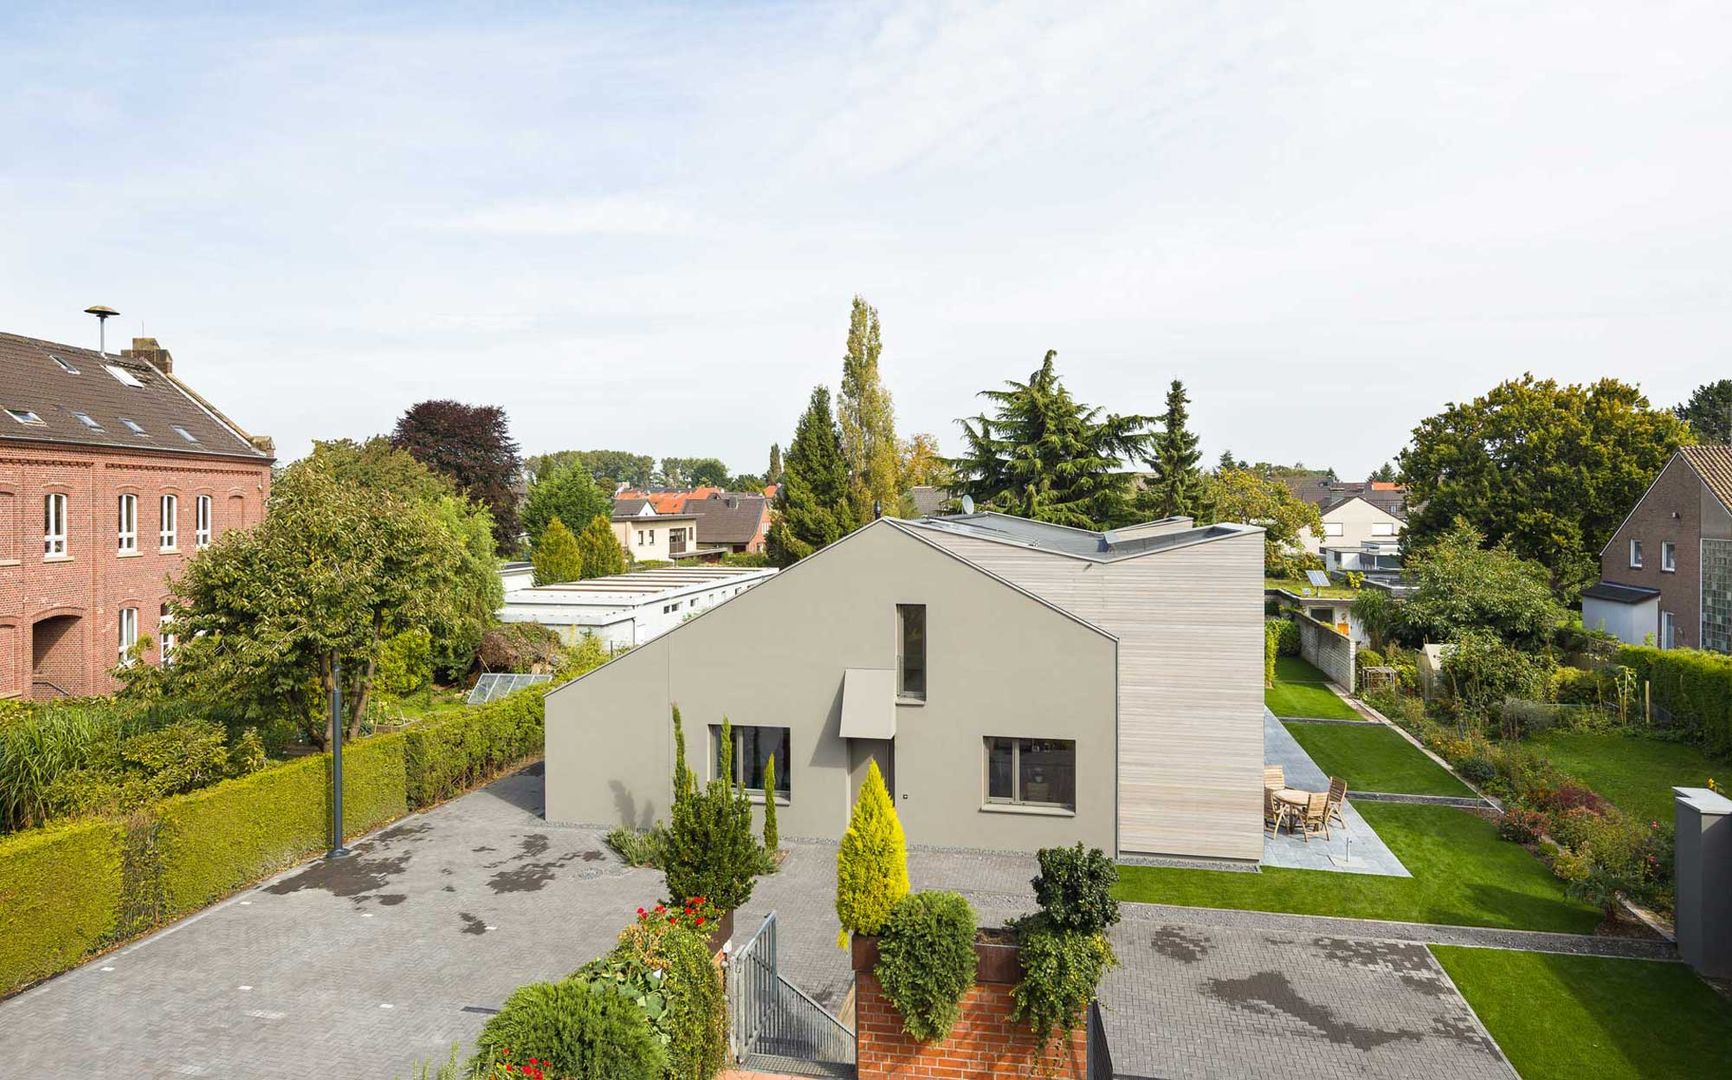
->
[0,330,273,699]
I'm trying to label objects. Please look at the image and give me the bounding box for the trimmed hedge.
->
[0,818,124,996]
[1619,646,1732,756]
[158,733,408,917]
[404,685,544,808]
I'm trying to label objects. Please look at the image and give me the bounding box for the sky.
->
[2,2,1728,479]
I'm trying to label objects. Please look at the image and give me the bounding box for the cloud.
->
[438,195,696,237]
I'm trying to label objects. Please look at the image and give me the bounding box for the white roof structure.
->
[499,565,777,648]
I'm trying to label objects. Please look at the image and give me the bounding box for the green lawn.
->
[1433,947,1732,1079]
[1285,720,1474,797]
[1266,656,1361,720]
[1114,802,1599,933]
[1265,576,1357,599]
[1528,731,1728,827]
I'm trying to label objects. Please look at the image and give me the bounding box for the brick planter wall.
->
[852,934,1087,1080]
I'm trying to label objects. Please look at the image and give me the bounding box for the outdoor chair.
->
[1264,765,1284,791]
[1325,777,1348,831]
[1298,791,1331,842]
[1264,786,1294,834]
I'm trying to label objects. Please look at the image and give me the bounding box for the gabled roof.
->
[1320,493,1407,521]
[681,492,769,544]
[1681,445,1732,514]
[0,331,269,461]
[899,510,1261,562]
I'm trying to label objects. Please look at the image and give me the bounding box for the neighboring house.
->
[498,565,775,650]
[1584,446,1732,652]
[0,330,273,699]
[545,511,1265,861]
[1302,495,1404,557]
[611,498,699,562]
[680,491,771,554]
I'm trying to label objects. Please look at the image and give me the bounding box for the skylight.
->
[105,364,145,388]
[5,408,45,425]
[173,425,199,443]
[50,354,79,374]
[73,412,104,431]
[120,418,148,436]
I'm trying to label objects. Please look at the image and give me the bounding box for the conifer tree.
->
[664,715,760,911]
[762,754,779,853]
[530,516,583,585]
[671,704,694,803]
[834,759,908,946]
[837,297,901,523]
[574,513,626,579]
[767,443,783,486]
[767,386,856,566]
[1145,379,1206,519]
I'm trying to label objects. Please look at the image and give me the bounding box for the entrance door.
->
[30,613,84,698]
[848,739,895,804]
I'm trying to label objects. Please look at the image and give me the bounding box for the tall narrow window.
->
[159,604,176,666]
[159,494,178,550]
[1630,539,1644,568]
[43,493,67,556]
[1662,541,1677,573]
[897,604,927,700]
[195,495,212,548]
[117,494,138,552]
[118,607,139,665]
[1661,611,1677,650]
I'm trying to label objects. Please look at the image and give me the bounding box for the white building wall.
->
[1303,498,1404,556]
[1582,596,1659,646]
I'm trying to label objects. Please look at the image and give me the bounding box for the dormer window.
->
[5,408,45,426]
[105,364,145,388]
[172,425,199,443]
[120,418,148,436]
[73,412,104,431]
[50,354,79,374]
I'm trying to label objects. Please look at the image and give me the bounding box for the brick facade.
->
[1601,454,1732,651]
[0,443,269,698]
[853,936,1087,1080]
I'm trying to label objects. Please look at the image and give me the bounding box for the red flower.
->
[696,916,705,926]
[636,907,645,916]
[668,915,676,923]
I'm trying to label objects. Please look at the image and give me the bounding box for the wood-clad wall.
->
[907,528,1265,861]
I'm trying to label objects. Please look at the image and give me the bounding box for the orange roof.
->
[1369,482,1406,491]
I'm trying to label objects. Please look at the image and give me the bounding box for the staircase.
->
[729,911,856,1078]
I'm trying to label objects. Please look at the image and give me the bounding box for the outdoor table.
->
[1274,787,1312,806]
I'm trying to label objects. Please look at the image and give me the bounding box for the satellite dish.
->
[960,494,975,515]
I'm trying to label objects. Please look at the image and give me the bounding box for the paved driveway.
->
[0,766,1514,1079]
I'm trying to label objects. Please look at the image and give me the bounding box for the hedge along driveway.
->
[0,686,545,998]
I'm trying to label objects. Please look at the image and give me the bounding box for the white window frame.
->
[1661,541,1676,573]
[1629,539,1643,569]
[117,493,138,553]
[1661,610,1676,649]
[195,495,212,548]
[1370,522,1397,537]
[43,492,67,557]
[159,605,176,666]
[1322,521,1345,537]
[118,607,139,666]
[159,494,178,550]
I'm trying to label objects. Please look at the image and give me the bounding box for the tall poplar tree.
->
[1144,379,1205,518]
[837,297,901,522]
[767,386,856,566]
[767,443,784,486]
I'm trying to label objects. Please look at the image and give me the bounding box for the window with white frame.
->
[159,604,176,666]
[897,604,927,700]
[160,494,178,549]
[1370,522,1397,536]
[1661,610,1676,650]
[117,494,138,552]
[1630,539,1644,569]
[195,495,212,548]
[1662,541,1677,573]
[118,607,139,665]
[985,737,1076,810]
[1322,521,1345,536]
[43,493,67,556]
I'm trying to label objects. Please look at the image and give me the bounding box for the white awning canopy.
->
[839,668,897,740]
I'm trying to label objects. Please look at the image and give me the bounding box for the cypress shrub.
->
[874,891,977,1042]
[762,753,779,853]
[475,978,665,1080]
[663,717,759,913]
[0,818,124,996]
[835,759,908,945]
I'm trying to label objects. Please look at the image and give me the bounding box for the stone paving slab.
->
[1264,710,1411,877]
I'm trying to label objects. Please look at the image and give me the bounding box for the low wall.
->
[1298,615,1356,693]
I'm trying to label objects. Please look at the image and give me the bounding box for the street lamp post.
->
[328,658,352,860]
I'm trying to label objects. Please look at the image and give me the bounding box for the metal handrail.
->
[729,910,855,1066]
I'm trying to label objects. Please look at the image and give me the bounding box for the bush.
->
[1356,646,1386,673]
[0,818,124,996]
[1029,843,1120,935]
[1266,617,1301,657]
[157,733,406,916]
[375,627,434,698]
[1263,621,1278,688]
[1010,919,1115,1047]
[1441,630,1553,719]
[1498,807,1547,844]
[606,824,667,869]
[585,907,728,1080]
[1456,756,1496,788]
[720,551,769,568]
[874,891,978,1042]
[1619,645,1732,754]
[404,686,544,808]
[663,717,760,913]
[474,978,665,1080]
[835,759,908,944]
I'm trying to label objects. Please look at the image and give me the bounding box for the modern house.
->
[498,565,776,649]
[1583,445,1732,652]
[0,329,273,699]
[1301,494,1405,573]
[544,511,1265,861]
[680,491,771,554]
[611,498,700,562]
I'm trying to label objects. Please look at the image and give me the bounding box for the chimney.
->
[122,336,173,375]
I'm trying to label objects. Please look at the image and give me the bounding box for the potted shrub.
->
[1010,843,1120,1047]
[662,714,759,942]
[836,759,908,952]
[868,891,978,1041]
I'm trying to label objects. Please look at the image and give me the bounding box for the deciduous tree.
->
[391,399,522,549]
[531,517,584,585]
[575,513,627,579]
[1399,375,1692,596]
[767,386,856,565]
[1401,520,1567,647]
[1676,379,1732,444]
[838,297,901,522]
[1203,468,1323,577]
[898,433,950,489]
[951,350,1157,529]
[767,443,783,486]
[523,461,611,549]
